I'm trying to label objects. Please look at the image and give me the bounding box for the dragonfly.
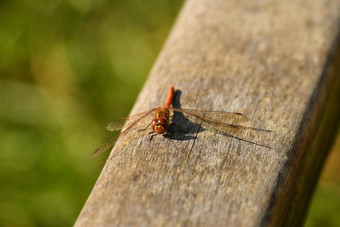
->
[91,86,273,158]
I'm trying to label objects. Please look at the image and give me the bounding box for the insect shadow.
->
[162,88,203,141]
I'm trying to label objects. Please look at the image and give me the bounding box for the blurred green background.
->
[0,0,339,226]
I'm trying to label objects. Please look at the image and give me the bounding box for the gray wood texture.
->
[75,0,340,226]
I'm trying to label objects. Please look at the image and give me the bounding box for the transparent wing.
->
[91,135,120,158]
[106,108,155,131]
[91,109,154,158]
[171,107,274,149]
[171,108,251,130]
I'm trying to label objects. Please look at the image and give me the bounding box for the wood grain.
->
[75,0,340,226]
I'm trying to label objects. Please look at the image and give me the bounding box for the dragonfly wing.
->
[171,107,274,148]
[92,109,155,158]
[106,109,155,131]
[107,119,128,131]
[171,107,249,125]
[91,135,120,158]
[173,108,243,133]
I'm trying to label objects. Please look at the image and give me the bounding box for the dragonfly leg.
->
[138,123,152,132]
[147,131,156,142]
[163,131,173,139]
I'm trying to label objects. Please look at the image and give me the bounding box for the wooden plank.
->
[75,0,340,226]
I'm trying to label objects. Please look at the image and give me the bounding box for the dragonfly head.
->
[151,118,168,134]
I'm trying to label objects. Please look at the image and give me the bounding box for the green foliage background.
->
[0,0,338,226]
[0,0,183,225]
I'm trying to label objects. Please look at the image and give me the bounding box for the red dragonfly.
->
[91,86,272,158]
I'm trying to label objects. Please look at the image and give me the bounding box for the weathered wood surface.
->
[76,0,340,226]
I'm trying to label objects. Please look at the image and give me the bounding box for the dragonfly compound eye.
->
[151,118,168,134]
